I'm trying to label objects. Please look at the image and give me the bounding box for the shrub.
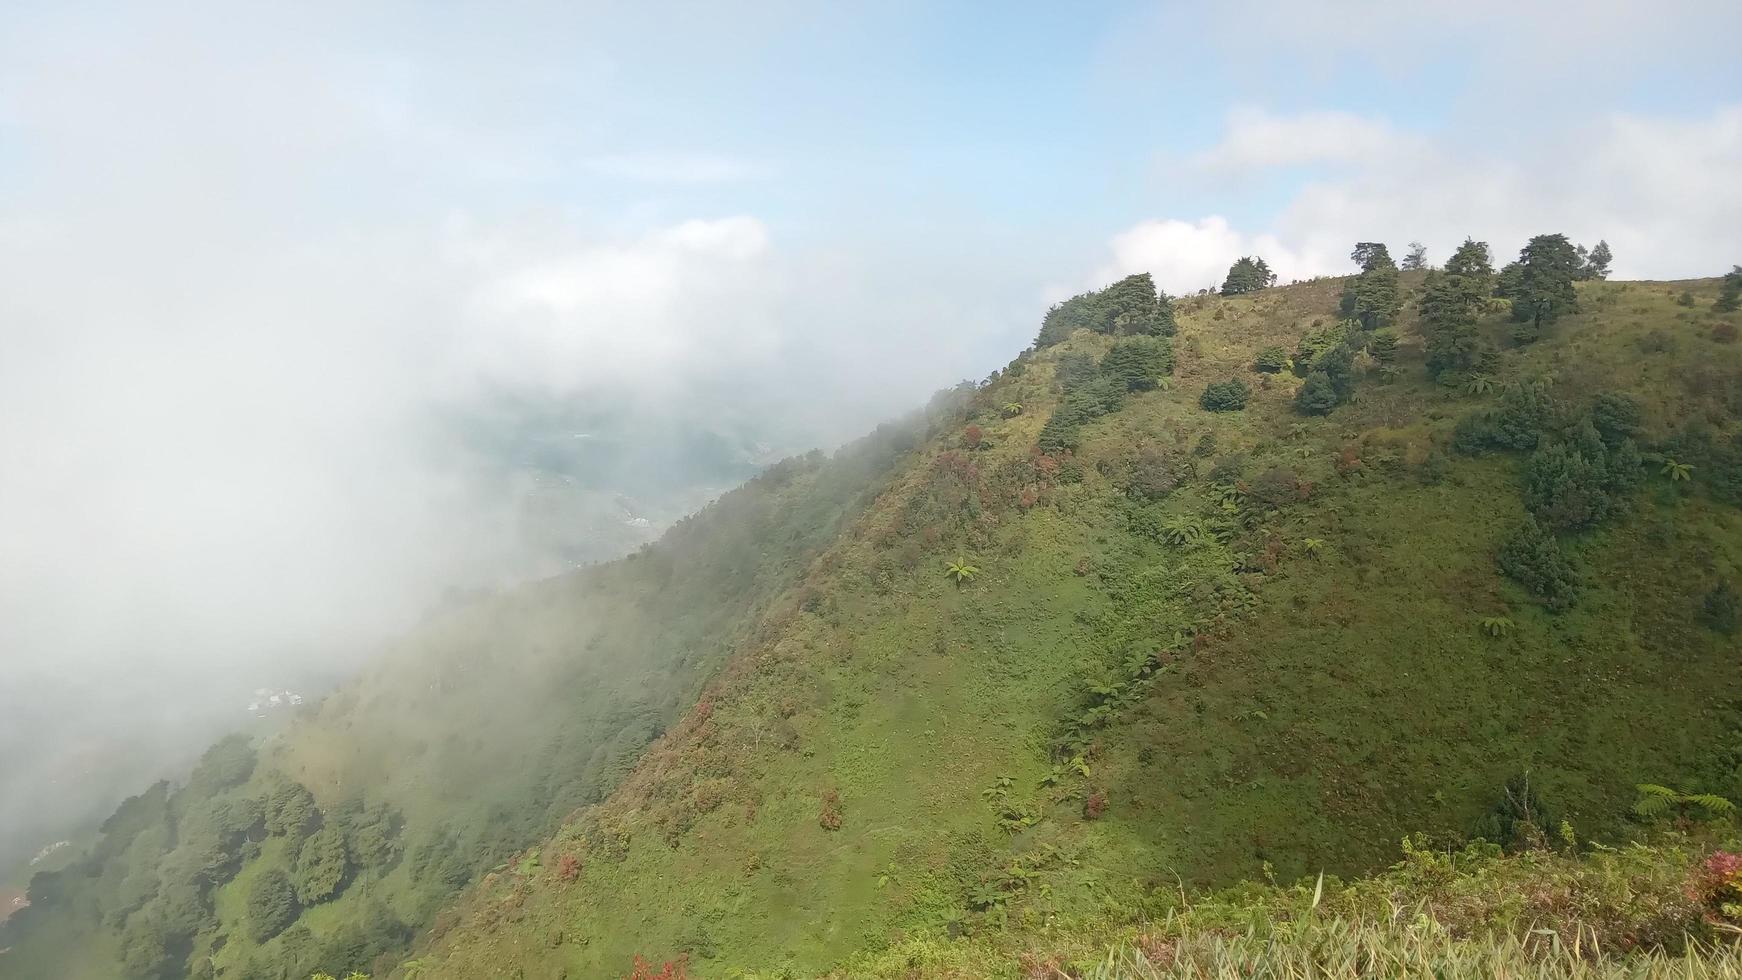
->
[1084,791,1108,820]
[961,424,987,450]
[1294,371,1339,416]
[1715,322,1739,344]
[1498,518,1580,611]
[1703,582,1739,635]
[1521,425,1642,530]
[1100,335,1175,391]
[1246,467,1305,510]
[1126,446,1185,501]
[1253,346,1289,373]
[818,790,843,831]
[1206,454,1246,484]
[1199,379,1251,412]
[1589,392,1642,446]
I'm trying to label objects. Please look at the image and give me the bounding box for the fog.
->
[3,0,1738,870]
[0,3,1037,868]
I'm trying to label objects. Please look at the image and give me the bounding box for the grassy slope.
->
[419,274,1742,978]
[0,421,930,979]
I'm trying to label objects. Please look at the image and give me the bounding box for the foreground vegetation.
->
[5,239,1742,979]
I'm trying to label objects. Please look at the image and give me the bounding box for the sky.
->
[0,0,1738,859]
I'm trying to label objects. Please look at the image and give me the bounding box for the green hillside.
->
[5,247,1742,980]
[418,260,1742,977]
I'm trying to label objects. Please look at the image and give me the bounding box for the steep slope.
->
[0,409,951,980]
[419,272,1742,977]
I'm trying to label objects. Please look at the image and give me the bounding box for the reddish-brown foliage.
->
[557,852,582,883]
[627,954,690,980]
[1714,322,1739,344]
[1335,446,1364,477]
[819,789,843,831]
[1084,790,1108,820]
[962,424,986,449]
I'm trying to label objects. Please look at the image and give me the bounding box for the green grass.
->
[6,273,1741,980]
[417,274,1742,978]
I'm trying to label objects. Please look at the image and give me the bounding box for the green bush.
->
[1703,582,1739,635]
[1498,518,1581,611]
[1099,335,1175,392]
[1294,372,1339,416]
[1200,379,1251,412]
[1253,346,1289,373]
[1521,425,1642,530]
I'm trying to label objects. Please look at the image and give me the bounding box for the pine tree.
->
[1421,239,1495,377]
[1718,266,1742,313]
[294,824,350,905]
[1220,256,1276,295]
[1582,239,1612,280]
[1402,241,1428,271]
[1499,234,1582,331]
[1347,242,1402,330]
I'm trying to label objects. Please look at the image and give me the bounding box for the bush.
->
[1253,346,1289,373]
[1589,392,1642,446]
[1199,379,1251,412]
[1498,518,1580,611]
[1126,446,1185,501]
[1246,468,1305,510]
[1703,582,1739,635]
[1294,371,1339,416]
[1454,383,1558,454]
[1521,425,1642,531]
[1100,335,1175,391]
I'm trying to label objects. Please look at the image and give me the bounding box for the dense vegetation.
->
[5,240,1742,979]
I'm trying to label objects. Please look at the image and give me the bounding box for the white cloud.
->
[579,151,773,184]
[1096,104,1742,292]
[1187,106,1410,176]
[1090,217,1325,296]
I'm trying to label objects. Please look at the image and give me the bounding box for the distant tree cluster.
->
[1421,239,1497,378]
[1495,235,1611,341]
[1035,272,1176,347]
[1220,256,1276,296]
[1038,335,1175,450]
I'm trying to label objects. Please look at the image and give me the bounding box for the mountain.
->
[5,257,1742,979]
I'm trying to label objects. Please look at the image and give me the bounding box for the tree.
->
[1035,273,1174,346]
[1294,372,1339,416]
[1420,239,1495,377]
[1253,346,1289,373]
[1402,241,1428,271]
[263,777,318,844]
[187,734,255,794]
[1220,256,1276,295]
[295,824,351,905]
[1581,239,1613,280]
[1499,234,1582,332]
[245,869,300,942]
[1522,423,1642,530]
[1718,266,1742,313]
[1099,336,1174,392]
[1344,242,1402,330]
[1199,379,1251,412]
[1498,518,1580,611]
